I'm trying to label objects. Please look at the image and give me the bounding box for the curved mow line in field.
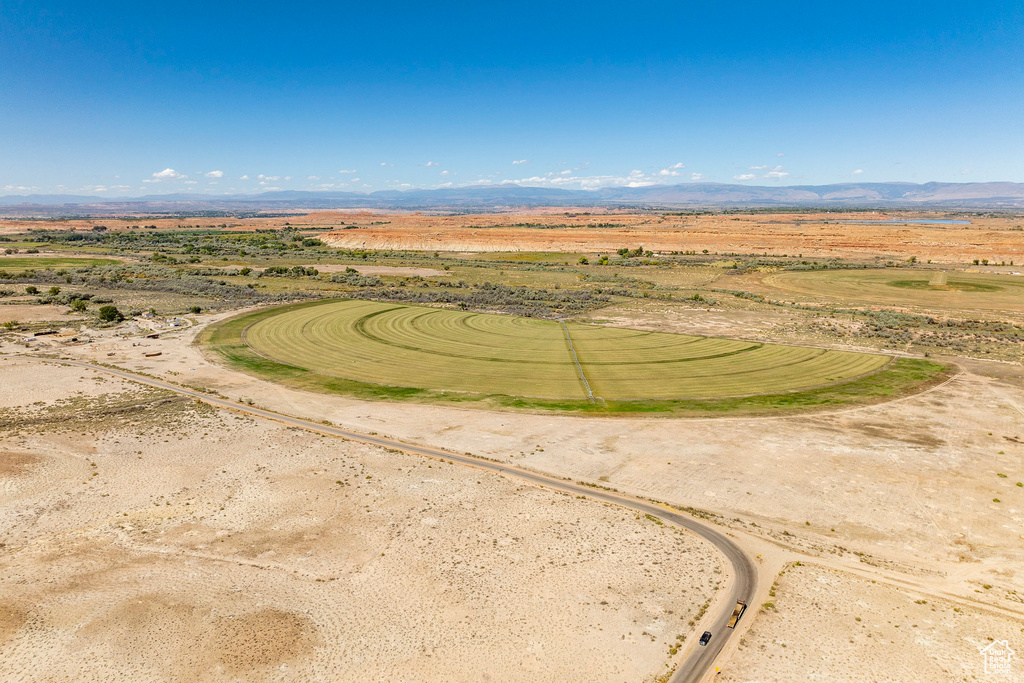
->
[579,344,765,365]
[239,300,896,402]
[340,308,571,365]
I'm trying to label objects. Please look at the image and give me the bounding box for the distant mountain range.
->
[3,181,1024,215]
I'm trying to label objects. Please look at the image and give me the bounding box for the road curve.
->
[2,355,758,682]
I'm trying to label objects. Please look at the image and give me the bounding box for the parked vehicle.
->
[699,631,712,646]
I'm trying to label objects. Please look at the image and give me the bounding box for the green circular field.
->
[762,269,1024,313]
[203,299,947,414]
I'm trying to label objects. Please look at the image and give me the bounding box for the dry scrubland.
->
[0,359,721,682]
[3,210,1024,263]
[722,563,1024,682]
[310,211,1024,264]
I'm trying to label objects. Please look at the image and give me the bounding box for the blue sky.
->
[2,1,1022,196]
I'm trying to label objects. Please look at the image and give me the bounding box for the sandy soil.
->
[0,361,133,408]
[0,303,86,324]
[2,211,1022,264]
[0,358,721,683]
[722,563,1024,682]
[312,213,1024,264]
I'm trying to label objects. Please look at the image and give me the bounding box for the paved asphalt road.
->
[4,355,758,683]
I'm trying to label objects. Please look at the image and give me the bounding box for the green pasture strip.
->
[0,257,121,270]
[202,300,949,416]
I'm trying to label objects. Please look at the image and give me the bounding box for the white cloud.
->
[145,168,186,183]
[257,174,280,181]
[240,174,249,180]
[205,170,223,178]
[184,180,198,184]
[78,185,108,193]
[308,175,320,180]
[440,170,453,176]
[658,162,686,177]
[512,159,530,165]
[741,164,790,180]
[852,169,864,175]
[494,168,661,190]
[284,176,292,181]
[422,161,439,167]
[338,169,357,174]
[690,172,705,181]
[379,162,394,167]
[776,153,785,157]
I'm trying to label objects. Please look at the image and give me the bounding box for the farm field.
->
[204,299,944,414]
[754,269,1024,315]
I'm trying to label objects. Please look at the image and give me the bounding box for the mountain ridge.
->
[2,181,1024,214]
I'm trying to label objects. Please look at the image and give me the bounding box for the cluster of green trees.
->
[28,228,327,259]
[262,265,319,277]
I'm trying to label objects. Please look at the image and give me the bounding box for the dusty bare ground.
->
[722,563,1024,682]
[314,213,1024,264]
[0,303,86,324]
[0,359,721,683]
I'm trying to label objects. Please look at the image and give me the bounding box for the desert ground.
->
[722,563,1024,682]
[3,210,1024,263]
[1,214,1023,681]
[0,358,722,682]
